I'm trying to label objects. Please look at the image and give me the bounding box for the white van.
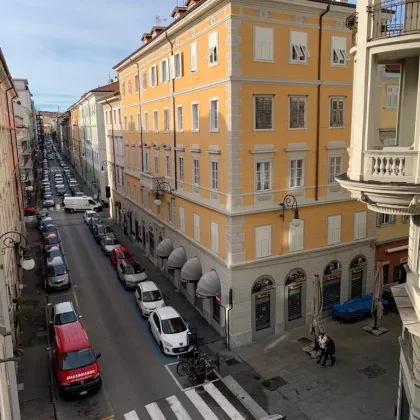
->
[63,196,102,213]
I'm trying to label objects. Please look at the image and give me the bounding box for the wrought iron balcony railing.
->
[346,12,358,46]
[368,0,420,40]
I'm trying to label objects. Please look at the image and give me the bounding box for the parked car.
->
[56,185,66,196]
[100,235,120,256]
[88,214,103,232]
[93,224,111,244]
[50,303,79,334]
[117,261,147,289]
[148,307,192,355]
[41,223,58,236]
[42,233,60,251]
[109,247,134,268]
[135,281,164,317]
[24,206,36,216]
[44,245,62,261]
[43,189,52,199]
[39,216,54,231]
[83,211,97,225]
[43,195,55,208]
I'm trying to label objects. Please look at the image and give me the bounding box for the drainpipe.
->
[315,1,331,201]
[129,59,144,173]
[105,99,118,193]
[165,32,178,190]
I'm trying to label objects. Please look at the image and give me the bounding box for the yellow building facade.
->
[113,0,376,347]
[68,106,82,176]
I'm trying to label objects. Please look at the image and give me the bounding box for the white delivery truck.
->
[63,196,102,213]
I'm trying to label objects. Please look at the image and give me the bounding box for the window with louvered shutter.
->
[353,211,367,240]
[254,96,273,130]
[327,215,342,245]
[254,26,274,61]
[289,221,304,252]
[179,207,185,232]
[330,97,345,127]
[290,31,310,62]
[255,225,272,258]
[386,85,399,109]
[289,96,306,129]
[211,222,219,254]
[193,213,200,242]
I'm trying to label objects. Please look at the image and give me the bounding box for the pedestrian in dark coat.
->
[321,337,336,367]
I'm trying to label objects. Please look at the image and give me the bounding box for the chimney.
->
[151,26,165,38]
[141,33,152,44]
[171,6,188,20]
[185,0,199,8]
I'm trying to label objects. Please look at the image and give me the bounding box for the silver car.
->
[100,235,120,255]
[45,256,70,290]
[117,261,147,289]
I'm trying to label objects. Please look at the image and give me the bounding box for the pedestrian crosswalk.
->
[123,378,268,420]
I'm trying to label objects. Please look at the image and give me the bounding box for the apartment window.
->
[144,150,150,172]
[176,106,183,131]
[165,155,170,177]
[154,154,160,175]
[140,187,144,204]
[289,96,306,129]
[190,42,198,72]
[330,97,345,127]
[328,156,343,184]
[208,31,218,65]
[164,109,169,132]
[386,85,399,109]
[118,109,122,125]
[402,215,410,224]
[192,103,199,131]
[210,99,219,131]
[122,82,126,96]
[109,110,113,124]
[144,112,149,132]
[124,116,127,130]
[133,185,137,202]
[142,71,147,89]
[289,221,304,252]
[113,109,116,123]
[327,215,342,245]
[377,213,396,226]
[331,36,350,66]
[174,53,183,78]
[153,110,158,132]
[211,222,219,254]
[130,114,134,132]
[254,26,274,61]
[128,79,132,95]
[255,225,272,258]
[160,59,169,83]
[211,161,219,190]
[167,201,172,223]
[353,211,367,240]
[289,159,304,188]
[193,213,200,242]
[150,65,157,87]
[254,95,273,130]
[148,192,151,209]
[255,161,271,191]
[179,207,185,232]
[178,157,184,181]
[106,111,109,125]
[290,31,310,62]
[193,158,200,185]
[137,113,141,133]
[135,74,139,92]
[131,146,136,167]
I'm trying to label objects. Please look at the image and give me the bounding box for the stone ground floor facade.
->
[376,237,408,285]
[111,189,376,348]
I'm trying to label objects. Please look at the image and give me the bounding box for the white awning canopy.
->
[156,238,174,259]
[180,257,202,283]
[196,270,221,298]
[167,247,187,269]
[385,245,408,254]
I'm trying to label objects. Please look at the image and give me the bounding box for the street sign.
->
[215,293,221,305]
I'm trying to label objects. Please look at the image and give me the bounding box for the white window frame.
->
[191,102,199,132]
[255,225,272,258]
[386,85,399,109]
[160,59,169,84]
[128,79,132,95]
[174,52,183,79]
[288,220,304,252]
[211,222,219,254]
[353,211,367,240]
[144,112,149,133]
[193,213,200,242]
[163,108,169,132]
[154,153,160,175]
[254,95,274,131]
[153,110,158,133]
[144,150,150,173]
[331,36,350,67]
[255,161,272,191]
[253,26,274,62]
[137,113,141,133]
[190,42,198,73]
[288,158,305,188]
[329,96,345,128]
[167,201,172,223]
[327,215,342,245]
[289,96,307,129]
[378,213,396,226]
[124,116,127,131]
[130,114,134,132]
[179,207,185,232]
[131,145,136,167]
[208,31,218,66]
[211,160,219,190]
[210,99,219,132]
[328,155,343,184]
[178,156,184,181]
[142,71,147,89]
[290,31,310,63]
[165,154,170,177]
[135,74,139,92]
[193,158,200,185]
[176,106,183,132]
[149,65,157,87]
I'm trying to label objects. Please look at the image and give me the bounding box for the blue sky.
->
[0,0,181,111]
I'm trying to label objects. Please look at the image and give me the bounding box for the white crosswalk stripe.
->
[204,382,246,420]
[124,411,141,420]
[166,396,192,420]
[145,402,166,420]
[184,388,219,420]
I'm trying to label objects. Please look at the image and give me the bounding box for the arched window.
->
[324,260,342,276]
[285,268,307,285]
[252,276,275,294]
[350,255,367,269]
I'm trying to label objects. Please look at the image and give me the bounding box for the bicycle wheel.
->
[176,361,190,376]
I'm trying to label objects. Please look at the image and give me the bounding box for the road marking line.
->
[223,375,268,419]
[145,402,166,419]
[164,363,184,392]
[204,382,246,420]
[185,388,218,420]
[102,416,114,420]
[124,410,140,420]
[166,395,192,420]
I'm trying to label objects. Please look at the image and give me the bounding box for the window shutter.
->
[254,27,273,61]
[190,42,198,72]
[160,62,164,83]
[289,221,304,251]
[354,211,367,240]
[179,207,185,232]
[178,52,183,77]
[328,215,342,245]
[169,56,176,79]
[211,222,219,254]
[256,226,271,258]
[194,213,200,241]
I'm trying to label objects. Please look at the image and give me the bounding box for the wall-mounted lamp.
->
[279,194,301,227]
[154,181,174,206]
[0,231,35,271]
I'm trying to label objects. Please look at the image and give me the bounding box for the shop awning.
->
[156,238,174,259]
[196,270,221,298]
[180,257,202,283]
[167,247,187,269]
[385,245,408,254]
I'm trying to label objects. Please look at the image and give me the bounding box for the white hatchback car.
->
[49,301,81,329]
[135,281,165,317]
[83,210,97,224]
[148,306,192,355]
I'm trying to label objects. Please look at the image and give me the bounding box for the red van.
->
[52,322,102,397]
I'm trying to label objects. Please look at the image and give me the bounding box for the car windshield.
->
[43,225,56,232]
[123,263,144,274]
[142,290,162,302]
[54,312,77,326]
[161,317,187,334]
[44,195,53,200]
[47,263,66,276]
[46,236,58,244]
[116,251,130,259]
[61,348,95,371]
[104,238,118,246]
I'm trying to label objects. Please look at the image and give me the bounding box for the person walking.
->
[316,332,327,364]
[321,336,336,367]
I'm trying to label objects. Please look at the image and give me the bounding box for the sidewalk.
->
[17,219,55,420]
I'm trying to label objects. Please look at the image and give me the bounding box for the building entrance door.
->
[251,276,276,341]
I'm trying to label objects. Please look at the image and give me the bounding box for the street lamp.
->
[0,231,35,271]
[279,194,301,227]
[154,180,174,206]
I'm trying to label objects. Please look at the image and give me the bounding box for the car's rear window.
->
[55,312,77,326]
[61,348,95,371]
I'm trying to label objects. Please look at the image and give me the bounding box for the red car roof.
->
[45,233,57,239]
[55,323,90,353]
[114,247,129,253]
